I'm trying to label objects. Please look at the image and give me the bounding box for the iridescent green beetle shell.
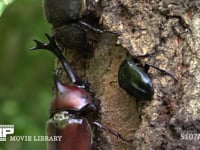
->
[118,58,154,100]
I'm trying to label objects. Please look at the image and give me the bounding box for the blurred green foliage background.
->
[0,0,55,149]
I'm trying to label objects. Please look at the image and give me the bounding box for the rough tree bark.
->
[56,0,200,149]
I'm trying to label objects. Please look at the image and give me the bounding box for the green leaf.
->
[0,0,15,17]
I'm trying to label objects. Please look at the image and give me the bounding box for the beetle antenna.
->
[30,34,87,88]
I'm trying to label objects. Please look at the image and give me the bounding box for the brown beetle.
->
[31,34,131,150]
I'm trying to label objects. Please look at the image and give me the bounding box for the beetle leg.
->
[133,50,178,81]
[93,122,133,143]
[31,34,90,88]
[78,20,104,33]
[78,20,117,35]
[143,64,150,73]
[145,63,178,81]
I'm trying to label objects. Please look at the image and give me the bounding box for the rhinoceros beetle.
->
[43,0,103,55]
[31,34,131,149]
[118,54,178,100]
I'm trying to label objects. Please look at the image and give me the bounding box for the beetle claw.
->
[45,33,57,47]
[31,40,46,50]
[30,34,58,52]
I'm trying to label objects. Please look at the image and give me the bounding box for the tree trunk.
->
[57,0,200,149]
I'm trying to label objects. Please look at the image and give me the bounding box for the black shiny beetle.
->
[44,0,86,26]
[118,55,177,100]
[43,0,103,55]
[31,34,131,150]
